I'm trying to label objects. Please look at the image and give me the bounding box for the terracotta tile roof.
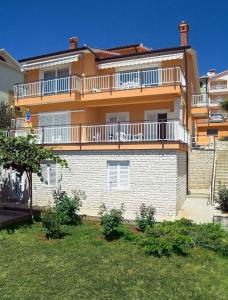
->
[96,45,191,62]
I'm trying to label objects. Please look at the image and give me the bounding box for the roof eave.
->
[96,45,192,63]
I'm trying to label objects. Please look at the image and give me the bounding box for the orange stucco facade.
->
[14,44,201,150]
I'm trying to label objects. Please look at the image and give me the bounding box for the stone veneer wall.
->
[32,150,187,220]
[176,152,187,212]
[188,149,214,190]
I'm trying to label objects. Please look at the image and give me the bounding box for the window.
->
[43,67,70,94]
[39,111,70,143]
[41,161,56,186]
[108,161,129,190]
[207,129,218,136]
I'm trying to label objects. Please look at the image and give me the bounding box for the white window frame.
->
[106,112,129,123]
[144,109,170,121]
[107,161,130,190]
[39,64,71,80]
[39,110,71,125]
[41,161,56,186]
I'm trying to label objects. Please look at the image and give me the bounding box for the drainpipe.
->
[184,48,189,194]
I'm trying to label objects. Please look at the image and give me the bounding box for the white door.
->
[144,111,157,141]
[106,112,129,141]
[39,111,70,144]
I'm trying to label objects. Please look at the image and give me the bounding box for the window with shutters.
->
[39,111,70,143]
[108,161,129,190]
[41,161,56,186]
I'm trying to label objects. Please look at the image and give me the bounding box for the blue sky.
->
[1,0,227,75]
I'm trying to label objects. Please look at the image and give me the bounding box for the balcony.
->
[192,94,208,107]
[5,120,189,150]
[14,67,185,105]
[191,94,209,118]
[209,82,228,94]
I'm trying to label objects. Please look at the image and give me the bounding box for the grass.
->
[0,221,228,300]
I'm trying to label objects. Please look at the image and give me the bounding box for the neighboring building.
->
[0,49,23,107]
[193,69,228,145]
[8,21,201,220]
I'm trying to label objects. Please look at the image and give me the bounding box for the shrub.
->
[220,99,228,112]
[189,223,228,254]
[216,185,228,212]
[143,221,194,256]
[41,209,63,239]
[53,190,85,225]
[99,203,125,240]
[136,203,155,232]
[142,219,228,257]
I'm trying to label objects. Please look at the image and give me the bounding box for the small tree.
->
[0,133,67,216]
[220,99,228,112]
[0,102,11,129]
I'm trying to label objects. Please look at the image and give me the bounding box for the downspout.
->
[184,48,189,193]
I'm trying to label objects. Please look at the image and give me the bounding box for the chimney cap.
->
[179,20,190,31]
[69,36,79,49]
[69,36,78,42]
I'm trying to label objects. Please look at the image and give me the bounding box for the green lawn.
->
[0,221,228,300]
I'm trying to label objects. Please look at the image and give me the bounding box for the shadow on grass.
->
[104,229,125,242]
[45,231,71,240]
[3,219,34,234]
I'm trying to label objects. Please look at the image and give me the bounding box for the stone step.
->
[188,189,209,199]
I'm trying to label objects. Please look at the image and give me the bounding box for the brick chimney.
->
[69,37,78,49]
[179,21,189,46]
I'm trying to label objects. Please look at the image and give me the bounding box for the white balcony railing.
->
[5,121,189,145]
[192,94,209,107]
[14,75,81,99]
[14,67,185,99]
[210,83,228,91]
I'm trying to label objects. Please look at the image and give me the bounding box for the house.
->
[10,21,200,220]
[0,49,23,113]
[193,69,228,145]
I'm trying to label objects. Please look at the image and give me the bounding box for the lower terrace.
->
[5,120,189,150]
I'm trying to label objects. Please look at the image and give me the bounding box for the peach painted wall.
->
[196,123,228,145]
[30,101,175,127]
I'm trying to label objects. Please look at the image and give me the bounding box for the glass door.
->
[157,113,167,140]
[43,70,56,94]
[57,68,70,92]
[106,112,129,141]
[39,112,70,144]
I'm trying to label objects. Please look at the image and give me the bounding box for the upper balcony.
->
[209,81,228,94]
[14,67,185,106]
[191,94,209,118]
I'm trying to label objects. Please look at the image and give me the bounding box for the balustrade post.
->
[41,126,45,145]
[69,75,72,97]
[161,120,164,150]
[118,121,121,150]
[81,74,84,97]
[40,80,43,100]
[109,74,113,95]
[174,66,177,89]
[140,70,143,92]
[79,124,82,150]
